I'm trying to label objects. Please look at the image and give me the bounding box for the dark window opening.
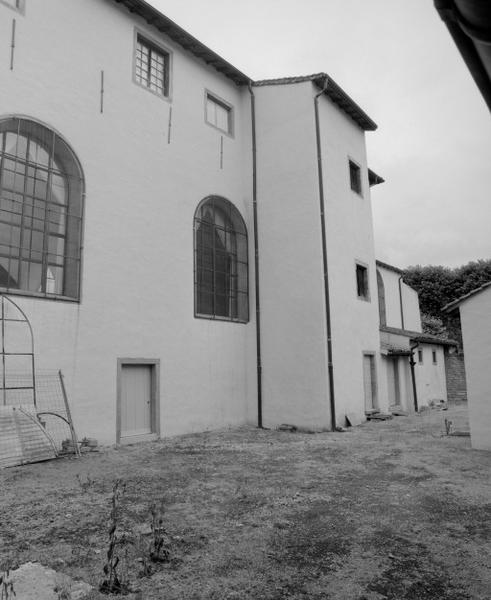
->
[194,197,248,322]
[418,349,423,364]
[432,350,437,365]
[349,160,362,194]
[356,263,369,300]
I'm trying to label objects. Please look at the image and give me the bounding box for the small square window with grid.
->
[349,160,362,195]
[135,35,169,97]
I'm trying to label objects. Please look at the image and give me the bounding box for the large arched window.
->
[0,118,84,300]
[194,196,248,322]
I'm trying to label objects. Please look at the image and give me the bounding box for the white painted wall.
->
[318,91,384,420]
[377,265,421,332]
[253,80,383,428]
[414,345,447,407]
[458,286,491,450]
[0,0,257,443]
[253,82,331,430]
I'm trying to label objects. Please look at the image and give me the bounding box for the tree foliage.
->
[403,259,491,318]
[403,259,491,343]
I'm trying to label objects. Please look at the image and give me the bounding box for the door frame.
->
[362,351,379,413]
[116,358,160,444]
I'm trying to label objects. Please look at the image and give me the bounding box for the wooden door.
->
[120,364,153,439]
[363,354,378,412]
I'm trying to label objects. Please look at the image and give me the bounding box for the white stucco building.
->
[377,260,451,412]
[444,283,491,450]
[0,0,451,453]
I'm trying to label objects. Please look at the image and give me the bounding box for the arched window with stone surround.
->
[0,117,84,300]
[194,196,248,322]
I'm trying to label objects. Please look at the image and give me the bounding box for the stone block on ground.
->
[9,562,92,600]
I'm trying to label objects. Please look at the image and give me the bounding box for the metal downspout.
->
[409,342,419,412]
[314,78,337,431]
[248,83,263,428]
[398,275,405,330]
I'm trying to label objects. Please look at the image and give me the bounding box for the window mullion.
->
[40,130,56,294]
[147,48,153,89]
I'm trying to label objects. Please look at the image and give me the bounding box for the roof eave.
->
[112,0,251,86]
[442,281,491,312]
[368,168,385,186]
[254,73,377,131]
[312,75,378,131]
[434,0,491,111]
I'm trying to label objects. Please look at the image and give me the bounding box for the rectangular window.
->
[349,160,362,195]
[432,350,437,365]
[135,34,169,97]
[356,263,369,300]
[418,349,423,364]
[205,92,233,135]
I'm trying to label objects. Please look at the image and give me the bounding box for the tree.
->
[403,259,491,343]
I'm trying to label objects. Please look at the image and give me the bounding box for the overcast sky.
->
[148,0,491,269]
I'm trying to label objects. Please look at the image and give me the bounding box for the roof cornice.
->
[110,2,377,130]
[112,0,251,86]
[254,73,377,131]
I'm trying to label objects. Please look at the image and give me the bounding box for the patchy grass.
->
[0,404,490,599]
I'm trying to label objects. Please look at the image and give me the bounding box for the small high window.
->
[349,160,362,195]
[356,263,369,301]
[418,350,423,364]
[194,197,248,322]
[205,93,233,135]
[432,350,437,365]
[135,34,170,97]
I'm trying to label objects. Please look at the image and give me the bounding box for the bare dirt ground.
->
[1,403,490,599]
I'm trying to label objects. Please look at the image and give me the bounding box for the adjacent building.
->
[377,260,452,412]
[444,283,491,450]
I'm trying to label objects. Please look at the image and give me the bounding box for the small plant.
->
[76,473,95,493]
[0,568,15,600]
[54,575,72,600]
[149,500,170,564]
[444,418,453,435]
[99,479,131,595]
[136,534,153,578]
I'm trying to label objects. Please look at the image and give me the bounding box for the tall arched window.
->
[0,118,84,300]
[194,196,248,322]
[377,269,386,326]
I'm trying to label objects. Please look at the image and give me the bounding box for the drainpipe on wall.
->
[398,275,405,330]
[409,342,419,412]
[248,82,263,429]
[314,77,337,432]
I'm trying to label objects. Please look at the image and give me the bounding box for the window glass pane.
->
[194,197,247,321]
[215,104,229,132]
[0,118,83,299]
[206,95,231,133]
[136,37,168,96]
